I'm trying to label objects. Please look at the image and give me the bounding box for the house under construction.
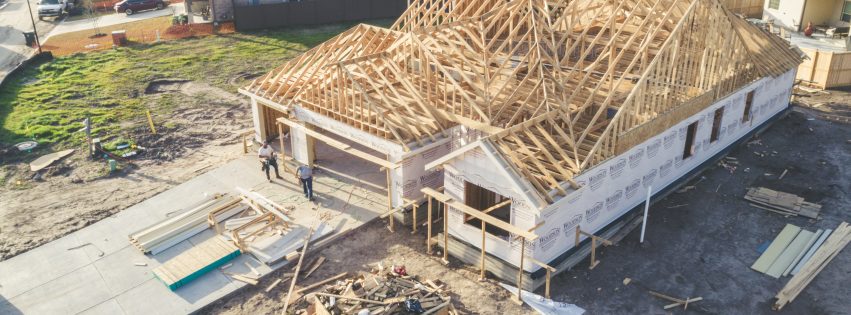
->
[239,0,801,291]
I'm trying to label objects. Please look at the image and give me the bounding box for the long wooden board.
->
[30,149,75,171]
[752,224,800,273]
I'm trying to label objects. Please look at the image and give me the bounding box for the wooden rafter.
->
[245,0,801,203]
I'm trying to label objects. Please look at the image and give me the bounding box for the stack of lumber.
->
[247,222,333,265]
[129,194,245,254]
[773,222,851,310]
[301,270,454,315]
[751,224,832,279]
[152,235,241,291]
[744,187,821,219]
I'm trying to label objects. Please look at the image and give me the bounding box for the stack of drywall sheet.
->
[247,222,333,265]
[751,224,835,279]
[152,236,241,291]
[774,222,851,310]
[129,194,244,254]
[745,187,821,219]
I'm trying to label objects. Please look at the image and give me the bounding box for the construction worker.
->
[296,164,314,201]
[258,141,281,182]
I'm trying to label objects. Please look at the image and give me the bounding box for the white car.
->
[37,0,74,20]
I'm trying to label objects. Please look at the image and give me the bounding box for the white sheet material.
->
[499,283,585,315]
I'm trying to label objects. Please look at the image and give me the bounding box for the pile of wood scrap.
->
[744,187,821,219]
[129,194,246,254]
[773,222,851,310]
[298,268,454,315]
[751,224,833,279]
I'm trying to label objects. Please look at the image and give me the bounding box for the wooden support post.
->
[480,220,486,281]
[277,122,288,173]
[545,268,551,299]
[411,203,418,234]
[385,156,395,233]
[427,196,433,255]
[512,238,525,305]
[242,133,248,154]
[575,225,613,270]
[442,202,449,264]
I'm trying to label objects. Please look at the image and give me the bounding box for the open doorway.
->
[464,182,511,238]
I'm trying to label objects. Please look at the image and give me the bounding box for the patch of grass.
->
[0,19,392,152]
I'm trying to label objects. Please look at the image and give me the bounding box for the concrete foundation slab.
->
[0,140,388,315]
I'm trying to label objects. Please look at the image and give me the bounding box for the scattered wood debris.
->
[296,267,453,315]
[649,290,703,311]
[774,222,851,310]
[744,187,821,219]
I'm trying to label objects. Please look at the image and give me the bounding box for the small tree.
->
[82,0,104,37]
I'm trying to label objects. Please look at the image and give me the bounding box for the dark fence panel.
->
[234,0,406,31]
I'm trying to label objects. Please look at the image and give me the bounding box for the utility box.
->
[111,30,127,46]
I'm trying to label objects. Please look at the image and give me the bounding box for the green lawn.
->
[0,20,392,153]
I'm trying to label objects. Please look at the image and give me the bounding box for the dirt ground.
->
[0,80,251,260]
[202,219,534,315]
[204,90,850,315]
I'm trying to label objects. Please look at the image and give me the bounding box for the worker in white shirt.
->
[296,164,314,201]
[258,141,282,182]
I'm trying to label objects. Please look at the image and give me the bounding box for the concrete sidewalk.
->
[0,142,388,315]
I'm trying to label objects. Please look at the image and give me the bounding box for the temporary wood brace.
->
[575,225,613,270]
[422,187,539,303]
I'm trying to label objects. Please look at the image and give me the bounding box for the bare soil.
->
[0,81,251,260]
[202,220,535,315]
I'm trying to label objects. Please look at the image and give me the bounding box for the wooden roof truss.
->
[245,0,801,205]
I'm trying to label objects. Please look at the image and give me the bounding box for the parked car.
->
[37,0,75,20]
[114,0,167,15]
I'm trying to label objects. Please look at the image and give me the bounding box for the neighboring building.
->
[241,0,801,290]
[763,0,850,31]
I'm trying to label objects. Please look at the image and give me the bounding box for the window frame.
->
[683,121,699,159]
[742,90,755,123]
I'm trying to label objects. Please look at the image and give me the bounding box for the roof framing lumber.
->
[245,0,801,207]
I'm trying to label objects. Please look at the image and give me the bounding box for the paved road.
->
[0,0,60,81]
[44,5,181,40]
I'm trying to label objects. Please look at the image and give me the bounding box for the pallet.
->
[744,187,821,219]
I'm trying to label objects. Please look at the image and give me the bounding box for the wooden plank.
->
[784,229,822,277]
[765,230,814,278]
[751,224,801,273]
[278,117,398,169]
[791,229,832,276]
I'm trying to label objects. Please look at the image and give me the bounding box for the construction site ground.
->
[0,20,848,313]
[205,98,851,315]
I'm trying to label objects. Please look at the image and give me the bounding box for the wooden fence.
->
[797,48,851,89]
[232,0,407,31]
[723,0,763,18]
